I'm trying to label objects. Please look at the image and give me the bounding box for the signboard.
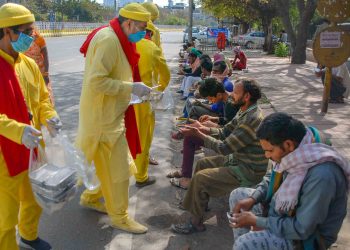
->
[317,0,350,23]
[207,28,229,38]
[313,26,350,67]
[320,31,341,48]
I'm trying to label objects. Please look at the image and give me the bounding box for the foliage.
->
[22,0,114,22]
[274,42,289,57]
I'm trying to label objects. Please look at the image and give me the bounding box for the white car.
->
[233,32,278,48]
[183,27,207,43]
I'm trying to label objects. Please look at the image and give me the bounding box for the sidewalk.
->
[168,55,350,249]
[240,56,350,249]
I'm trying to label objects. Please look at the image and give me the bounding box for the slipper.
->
[166,170,183,178]
[170,178,188,190]
[171,221,206,234]
[149,156,159,165]
[171,131,184,140]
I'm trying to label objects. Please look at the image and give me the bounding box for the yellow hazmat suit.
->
[134,38,170,182]
[141,2,162,50]
[141,3,164,89]
[0,50,57,249]
[77,26,136,225]
[77,3,150,234]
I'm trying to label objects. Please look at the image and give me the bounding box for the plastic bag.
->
[52,130,100,191]
[29,145,77,214]
[150,87,174,111]
[28,127,100,213]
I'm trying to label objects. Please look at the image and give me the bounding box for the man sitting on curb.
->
[167,78,239,188]
[171,78,268,234]
[229,112,349,250]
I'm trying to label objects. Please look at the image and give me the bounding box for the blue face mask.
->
[11,32,34,53]
[128,31,146,43]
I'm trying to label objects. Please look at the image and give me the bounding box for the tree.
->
[201,0,278,53]
[276,0,317,64]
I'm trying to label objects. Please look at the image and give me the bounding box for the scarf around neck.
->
[273,128,350,212]
[0,55,31,176]
[80,18,141,159]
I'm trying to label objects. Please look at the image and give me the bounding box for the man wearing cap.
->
[133,21,170,187]
[0,3,60,249]
[77,3,152,234]
[141,2,162,49]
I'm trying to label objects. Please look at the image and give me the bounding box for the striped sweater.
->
[202,104,268,186]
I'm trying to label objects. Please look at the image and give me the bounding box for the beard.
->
[233,96,245,107]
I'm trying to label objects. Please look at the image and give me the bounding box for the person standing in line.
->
[77,3,152,234]
[0,3,61,249]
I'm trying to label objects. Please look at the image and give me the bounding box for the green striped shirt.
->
[202,104,268,186]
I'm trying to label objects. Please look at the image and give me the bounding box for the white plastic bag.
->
[53,132,100,191]
[151,87,174,111]
[29,145,77,214]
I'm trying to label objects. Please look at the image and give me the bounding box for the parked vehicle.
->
[183,27,205,43]
[232,32,278,48]
[183,27,232,44]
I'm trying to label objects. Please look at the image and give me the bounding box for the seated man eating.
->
[171,78,268,234]
[168,78,239,187]
[229,112,349,250]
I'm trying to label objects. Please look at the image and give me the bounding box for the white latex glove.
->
[21,126,42,149]
[46,117,62,137]
[132,82,151,98]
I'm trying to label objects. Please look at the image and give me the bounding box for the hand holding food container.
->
[28,127,100,213]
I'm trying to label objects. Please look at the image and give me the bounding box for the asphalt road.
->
[35,31,186,250]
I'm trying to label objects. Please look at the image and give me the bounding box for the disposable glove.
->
[132,82,151,98]
[21,126,42,149]
[46,117,62,137]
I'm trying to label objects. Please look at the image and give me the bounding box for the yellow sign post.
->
[313,0,350,114]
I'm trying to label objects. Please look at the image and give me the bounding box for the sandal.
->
[171,131,184,140]
[166,170,183,178]
[171,221,206,234]
[149,156,159,165]
[170,178,188,190]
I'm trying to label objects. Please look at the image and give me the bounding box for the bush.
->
[274,42,289,57]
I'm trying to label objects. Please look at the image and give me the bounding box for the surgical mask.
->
[128,31,146,43]
[11,32,33,53]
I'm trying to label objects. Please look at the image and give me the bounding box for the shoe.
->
[180,96,187,101]
[176,90,184,94]
[19,237,51,250]
[149,156,159,165]
[111,217,148,234]
[80,199,107,213]
[135,176,156,188]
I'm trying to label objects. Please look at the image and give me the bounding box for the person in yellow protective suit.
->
[141,2,161,49]
[0,3,60,250]
[77,3,152,234]
[134,21,171,187]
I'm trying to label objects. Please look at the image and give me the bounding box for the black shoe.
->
[176,90,184,94]
[135,176,156,188]
[19,237,52,250]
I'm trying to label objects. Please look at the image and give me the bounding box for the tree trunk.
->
[262,16,273,53]
[240,22,249,34]
[277,0,317,64]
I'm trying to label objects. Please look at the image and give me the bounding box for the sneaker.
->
[135,176,156,188]
[80,199,107,213]
[111,217,148,234]
[19,237,51,250]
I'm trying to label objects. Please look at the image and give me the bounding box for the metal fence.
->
[35,21,104,37]
[35,22,185,37]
